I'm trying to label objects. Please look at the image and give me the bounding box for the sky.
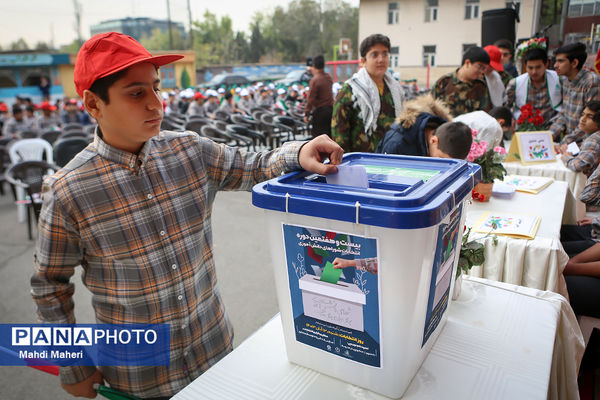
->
[2,0,359,49]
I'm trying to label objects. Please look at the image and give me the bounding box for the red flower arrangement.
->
[516,103,544,131]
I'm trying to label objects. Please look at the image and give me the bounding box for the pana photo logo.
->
[0,324,170,367]
[12,326,159,346]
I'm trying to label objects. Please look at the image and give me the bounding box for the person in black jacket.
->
[376,94,472,159]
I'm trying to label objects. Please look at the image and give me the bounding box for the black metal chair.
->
[41,130,62,146]
[53,137,89,168]
[5,160,59,240]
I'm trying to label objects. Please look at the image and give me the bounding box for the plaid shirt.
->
[564,131,600,176]
[551,68,600,144]
[505,77,559,129]
[580,164,600,205]
[31,130,303,398]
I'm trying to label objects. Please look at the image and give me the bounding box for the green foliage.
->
[132,1,358,66]
[476,149,507,184]
[9,38,29,51]
[457,224,498,278]
[180,68,191,89]
[59,39,82,55]
[140,28,186,51]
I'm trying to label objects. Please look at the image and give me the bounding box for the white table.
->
[465,181,576,296]
[173,277,584,400]
[503,159,587,219]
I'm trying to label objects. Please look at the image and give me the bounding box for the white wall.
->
[359,0,536,67]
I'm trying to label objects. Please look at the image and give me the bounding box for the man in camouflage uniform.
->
[432,46,492,117]
[331,34,403,152]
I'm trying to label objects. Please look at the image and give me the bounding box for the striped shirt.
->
[564,131,600,176]
[31,130,303,398]
[551,68,600,144]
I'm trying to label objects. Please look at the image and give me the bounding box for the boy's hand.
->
[298,134,343,175]
[61,369,104,398]
[577,217,594,226]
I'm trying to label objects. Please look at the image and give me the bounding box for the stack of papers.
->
[473,211,541,239]
[503,175,554,194]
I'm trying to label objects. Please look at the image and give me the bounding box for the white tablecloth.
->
[173,277,584,400]
[465,181,575,296]
[503,159,587,219]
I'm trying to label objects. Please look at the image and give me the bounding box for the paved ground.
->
[0,189,279,399]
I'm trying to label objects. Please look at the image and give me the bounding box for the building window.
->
[388,2,399,24]
[505,1,521,18]
[465,0,480,19]
[568,0,600,17]
[0,69,17,88]
[423,45,436,67]
[425,0,438,22]
[390,46,400,68]
[462,43,477,54]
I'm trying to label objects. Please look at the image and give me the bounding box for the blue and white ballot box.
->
[252,153,481,398]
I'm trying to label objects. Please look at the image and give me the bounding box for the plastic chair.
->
[5,160,59,240]
[63,122,84,132]
[184,119,211,135]
[18,130,40,139]
[53,137,89,168]
[225,125,256,150]
[41,130,62,146]
[200,125,230,144]
[8,138,53,164]
[160,118,184,131]
[59,130,89,140]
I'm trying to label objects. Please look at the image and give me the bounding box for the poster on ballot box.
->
[282,223,381,368]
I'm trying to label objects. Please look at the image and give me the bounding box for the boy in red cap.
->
[31,32,342,399]
[35,101,61,131]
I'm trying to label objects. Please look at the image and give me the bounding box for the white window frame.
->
[465,0,480,20]
[390,46,400,68]
[425,0,438,22]
[568,0,600,17]
[423,45,436,67]
[388,2,400,25]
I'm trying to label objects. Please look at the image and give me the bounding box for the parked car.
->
[200,73,250,89]
[275,69,311,86]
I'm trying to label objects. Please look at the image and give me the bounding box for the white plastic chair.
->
[9,138,54,164]
[8,139,54,222]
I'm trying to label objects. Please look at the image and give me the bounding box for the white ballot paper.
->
[325,164,369,188]
[567,142,580,155]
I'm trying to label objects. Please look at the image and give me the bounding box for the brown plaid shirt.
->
[31,130,303,398]
[505,77,559,129]
[564,131,600,176]
[551,68,600,144]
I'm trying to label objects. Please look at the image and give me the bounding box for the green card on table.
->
[320,261,342,284]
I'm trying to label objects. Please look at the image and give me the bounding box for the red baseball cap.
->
[40,101,57,111]
[0,103,8,112]
[74,32,183,97]
[193,92,205,100]
[483,45,504,72]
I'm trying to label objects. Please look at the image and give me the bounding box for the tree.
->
[140,28,186,51]
[35,42,52,51]
[9,38,29,51]
[249,15,265,63]
[59,39,82,54]
[180,68,191,88]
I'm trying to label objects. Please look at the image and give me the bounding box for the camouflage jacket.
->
[331,82,397,152]
[432,69,491,117]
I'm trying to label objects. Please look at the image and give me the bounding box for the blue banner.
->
[0,324,170,366]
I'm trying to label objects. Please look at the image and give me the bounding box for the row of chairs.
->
[1,137,90,239]
[12,123,96,141]
[162,110,312,151]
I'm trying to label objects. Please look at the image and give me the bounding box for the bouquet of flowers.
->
[516,37,547,61]
[467,130,507,184]
[516,103,544,131]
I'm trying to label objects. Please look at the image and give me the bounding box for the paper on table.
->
[503,175,554,194]
[473,211,541,239]
[567,142,580,155]
[325,165,369,188]
[320,261,343,284]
